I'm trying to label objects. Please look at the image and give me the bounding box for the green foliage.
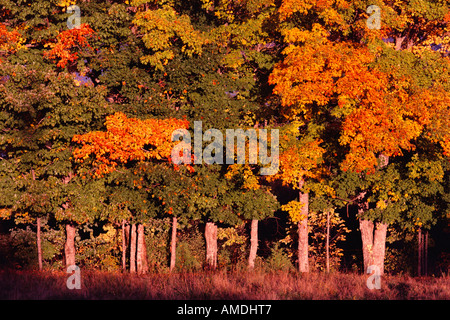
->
[75,222,121,271]
[217,224,247,269]
[7,227,38,269]
[265,242,294,272]
[308,209,350,272]
[145,217,171,272]
[0,0,448,276]
[383,225,416,275]
[175,224,205,271]
[278,207,350,271]
[0,221,64,270]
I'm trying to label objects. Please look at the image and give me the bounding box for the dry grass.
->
[0,269,448,300]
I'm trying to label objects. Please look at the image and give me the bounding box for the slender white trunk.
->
[425,231,428,275]
[248,219,258,270]
[130,224,136,273]
[205,222,218,269]
[326,211,330,273]
[137,224,148,274]
[418,227,422,276]
[122,220,126,272]
[37,217,43,271]
[298,179,309,273]
[170,216,177,272]
[65,224,76,267]
[32,170,43,271]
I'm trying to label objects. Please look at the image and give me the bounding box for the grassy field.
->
[0,269,449,300]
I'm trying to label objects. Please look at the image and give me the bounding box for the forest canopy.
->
[0,0,449,278]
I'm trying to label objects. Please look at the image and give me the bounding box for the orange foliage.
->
[278,0,352,31]
[44,24,95,68]
[270,36,450,173]
[73,112,190,177]
[0,23,23,62]
[276,139,325,186]
[270,41,377,118]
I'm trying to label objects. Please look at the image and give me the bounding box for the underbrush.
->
[0,268,448,300]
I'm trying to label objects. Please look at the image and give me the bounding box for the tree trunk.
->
[130,223,137,273]
[248,219,258,270]
[395,36,406,51]
[373,222,388,275]
[36,217,43,271]
[205,221,218,270]
[297,179,309,273]
[360,219,374,272]
[125,224,130,247]
[31,169,43,271]
[170,216,177,272]
[425,231,428,276]
[360,219,387,275]
[325,211,330,273]
[122,220,126,272]
[65,223,76,267]
[136,224,148,274]
[417,228,429,276]
[359,154,389,275]
[418,227,422,276]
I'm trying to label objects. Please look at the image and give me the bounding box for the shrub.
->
[76,222,121,271]
[265,242,294,272]
[217,225,247,270]
[145,217,171,272]
[176,224,205,271]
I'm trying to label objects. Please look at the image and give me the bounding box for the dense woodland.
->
[0,0,449,278]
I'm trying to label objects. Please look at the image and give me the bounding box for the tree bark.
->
[31,169,43,271]
[122,220,126,272]
[360,219,387,275]
[297,179,309,273]
[358,154,389,275]
[136,224,148,274]
[395,36,406,51]
[125,224,130,247]
[248,219,258,270]
[130,223,137,273]
[325,211,330,273]
[205,221,218,270]
[170,216,177,272]
[65,223,76,267]
[360,219,374,272]
[425,231,428,276]
[37,217,43,271]
[373,222,388,275]
[418,227,422,276]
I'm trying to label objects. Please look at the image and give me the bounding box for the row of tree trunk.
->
[62,221,149,274]
[45,152,425,276]
[43,213,425,275]
[35,157,390,274]
[123,222,148,274]
[295,181,389,275]
[60,217,260,272]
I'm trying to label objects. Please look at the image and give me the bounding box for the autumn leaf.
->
[73,112,189,177]
[44,24,96,68]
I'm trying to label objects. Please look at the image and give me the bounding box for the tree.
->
[266,123,325,272]
[73,111,190,273]
[139,0,279,270]
[269,0,450,275]
[0,20,111,269]
[225,164,279,269]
